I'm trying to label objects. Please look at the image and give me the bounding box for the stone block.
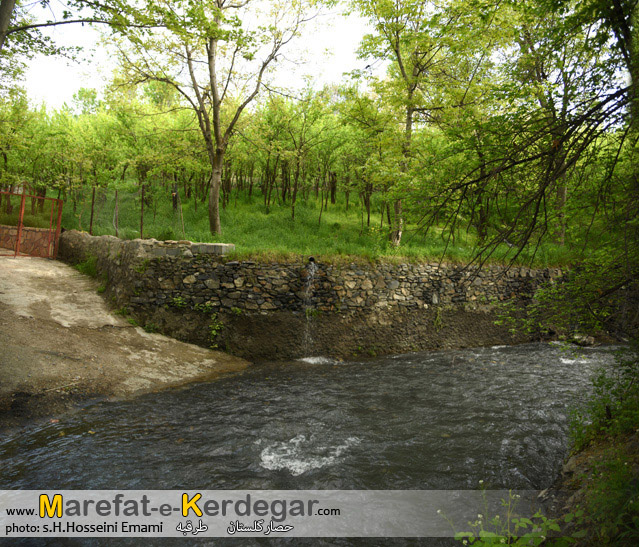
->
[205,279,220,289]
[159,279,175,290]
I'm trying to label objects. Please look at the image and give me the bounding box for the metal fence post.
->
[14,191,26,258]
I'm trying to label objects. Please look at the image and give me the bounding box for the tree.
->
[114,0,322,235]
[337,84,399,230]
[0,0,161,53]
[0,0,166,96]
[353,0,487,245]
[408,0,638,334]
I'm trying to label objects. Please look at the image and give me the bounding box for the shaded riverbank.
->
[0,257,249,430]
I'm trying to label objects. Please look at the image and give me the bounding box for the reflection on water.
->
[0,343,614,493]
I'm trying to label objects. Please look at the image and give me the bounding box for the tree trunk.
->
[390,199,403,247]
[291,159,300,221]
[281,160,289,204]
[390,103,414,246]
[329,171,337,204]
[476,163,489,242]
[556,172,567,245]
[140,184,145,239]
[202,174,210,204]
[364,182,372,227]
[4,183,13,214]
[208,153,223,235]
[222,160,232,209]
[248,165,254,197]
[324,179,329,211]
[172,178,179,212]
[0,0,16,53]
[114,189,119,238]
[89,185,96,236]
[318,187,325,227]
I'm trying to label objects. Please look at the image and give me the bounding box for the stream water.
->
[0,342,614,494]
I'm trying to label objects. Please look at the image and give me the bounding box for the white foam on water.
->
[260,434,361,476]
[491,345,508,349]
[560,358,589,364]
[298,356,337,365]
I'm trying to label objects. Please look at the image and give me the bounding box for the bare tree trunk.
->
[390,200,403,246]
[281,160,289,204]
[0,0,16,53]
[324,178,329,211]
[208,157,222,235]
[37,187,45,213]
[365,193,371,227]
[201,174,209,204]
[291,159,300,221]
[389,103,414,246]
[172,175,179,212]
[474,139,490,242]
[248,164,254,197]
[89,186,96,235]
[318,187,325,227]
[114,189,119,238]
[4,184,13,214]
[140,184,145,239]
[329,171,337,204]
[556,172,567,245]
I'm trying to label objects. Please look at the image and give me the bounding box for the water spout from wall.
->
[302,257,318,356]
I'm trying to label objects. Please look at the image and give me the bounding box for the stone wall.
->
[0,224,57,257]
[59,230,562,360]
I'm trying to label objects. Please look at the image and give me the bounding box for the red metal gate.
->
[0,190,63,259]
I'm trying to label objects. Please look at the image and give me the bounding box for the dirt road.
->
[0,256,249,428]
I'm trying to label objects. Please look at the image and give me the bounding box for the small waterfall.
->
[302,257,318,356]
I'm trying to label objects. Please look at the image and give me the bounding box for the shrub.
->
[74,255,98,278]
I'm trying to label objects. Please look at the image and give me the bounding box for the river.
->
[0,342,615,544]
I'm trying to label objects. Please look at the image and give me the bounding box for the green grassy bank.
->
[60,184,577,266]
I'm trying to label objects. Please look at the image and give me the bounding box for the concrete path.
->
[0,256,249,426]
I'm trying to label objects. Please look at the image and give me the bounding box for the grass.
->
[73,255,98,278]
[0,192,61,228]
[61,184,580,266]
[566,343,639,545]
[0,211,55,229]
